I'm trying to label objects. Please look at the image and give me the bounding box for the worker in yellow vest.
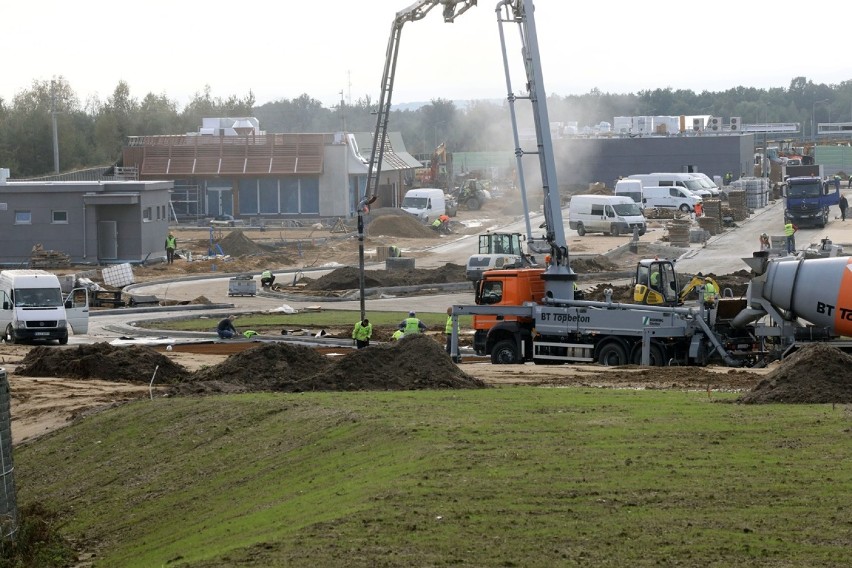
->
[398,311,427,336]
[444,307,454,354]
[352,318,372,349]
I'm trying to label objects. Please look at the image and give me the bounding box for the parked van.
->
[0,270,89,345]
[401,188,446,221]
[614,179,644,206]
[642,186,702,212]
[568,195,646,236]
[629,173,711,199]
[689,173,721,196]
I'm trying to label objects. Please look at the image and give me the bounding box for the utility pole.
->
[51,81,60,174]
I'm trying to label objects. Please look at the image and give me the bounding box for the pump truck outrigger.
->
[444,0,852,368]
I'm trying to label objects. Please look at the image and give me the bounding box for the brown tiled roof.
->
[125,133,327,177]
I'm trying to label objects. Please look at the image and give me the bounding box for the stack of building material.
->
[666,219,691,247]
[644,208,678,220]
[726,190,749,221]
[29,245,70,268]
[698,198,723,235]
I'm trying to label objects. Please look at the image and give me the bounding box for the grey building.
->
[551,134,757,189]
[0,178,173,266]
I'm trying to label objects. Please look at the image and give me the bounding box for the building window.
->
[143,207,152,222]
[14,211,31,224]
[52,210,68,224]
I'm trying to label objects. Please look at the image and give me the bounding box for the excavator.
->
[632,258,721,306]
[418,142,448,186]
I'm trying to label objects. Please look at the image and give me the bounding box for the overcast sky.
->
[5,0,848,110]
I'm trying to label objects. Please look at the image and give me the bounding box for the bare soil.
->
[5,335,851,446]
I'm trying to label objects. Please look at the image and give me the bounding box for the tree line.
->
[1,75,850,178]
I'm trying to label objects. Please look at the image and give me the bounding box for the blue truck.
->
[784,175,840,228]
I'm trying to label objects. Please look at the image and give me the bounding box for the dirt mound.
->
[572,255,620,273]
[300,263,467,291]
[367,215,436,238]
[16,343,190,383]
[311,334,486,391]
[739,343,852,404]
[173,335,485,394]
[177,342,332,394]
[217,230,269,256]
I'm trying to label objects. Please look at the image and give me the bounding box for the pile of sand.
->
[739,343,852,404]
[367,215,436,238]
[16,344,190,383]
[300,264,467,291]
[17,338,486,395]
[217,230,270,256]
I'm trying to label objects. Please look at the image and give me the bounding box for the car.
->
[210,214,243,227]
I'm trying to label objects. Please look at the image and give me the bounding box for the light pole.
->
[356,194,377,322]
[812,99,828,144]
[433,121,446,148]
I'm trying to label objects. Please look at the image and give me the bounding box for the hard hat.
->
[704,276,712,281]
[761,232,767,237]
[409,311,416,316]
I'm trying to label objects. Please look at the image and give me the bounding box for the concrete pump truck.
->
[444,0,852,368]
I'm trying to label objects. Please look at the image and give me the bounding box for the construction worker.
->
[388,245,401,258]
[399,311,427,336]
[261,269,275,289]
[444,307,454,354]
[693,201,703,218]
[352,318,372,349]
[784,221,798,254]
[392,329,404,341]
[165,232,177,264]
[702,277,718,307]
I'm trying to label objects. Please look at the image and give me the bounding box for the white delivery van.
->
[642,186,702,212]
[0,270,89,345]
[568,195,646,236]
[614,179,644,206]
[689,173,721,196]
[629,173,712,199]
[401,188,446,222]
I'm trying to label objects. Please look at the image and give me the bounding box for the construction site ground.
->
[5,193,852,445]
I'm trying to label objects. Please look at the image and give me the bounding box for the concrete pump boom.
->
[364,0,478,205]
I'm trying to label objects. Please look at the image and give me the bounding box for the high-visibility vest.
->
[352,322,372,341]
[261,270,272,280]
[445,315,453,334]
[703,282,717,302]
[392,330,404,340]
[432,219,442,228]
[403,317,422,334]
[166,235,176,249]
[784,223,795,236]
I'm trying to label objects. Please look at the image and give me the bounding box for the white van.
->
[689,173,721,196]
[568,195,646,236]
[642,186,702,212]
[401,188,446,222]
[614,179,644,206]
[0,270,89,345]
[629,173,712,199]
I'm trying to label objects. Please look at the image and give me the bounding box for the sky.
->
[4,0,849,111]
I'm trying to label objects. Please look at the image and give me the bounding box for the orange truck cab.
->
[472,268,545,355]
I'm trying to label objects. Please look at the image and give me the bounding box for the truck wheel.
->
[466,197,480,211]
[597,342,627,366]
[630,342,665,366]
[491,339,520,364]
[638,228,646,236]
[58,335,68,345]
[576,223,586,236]
[4,325,14,345]
[680,204,691,213]
[611,224,621,237]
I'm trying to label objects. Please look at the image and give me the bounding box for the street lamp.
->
[812,99,828,144]
[356,194,377,322]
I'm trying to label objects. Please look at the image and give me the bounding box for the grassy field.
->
[146,310,468,332]
[13,387,851,567]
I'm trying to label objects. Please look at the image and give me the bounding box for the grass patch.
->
[14,388,852,567]
[146,310,470,332]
